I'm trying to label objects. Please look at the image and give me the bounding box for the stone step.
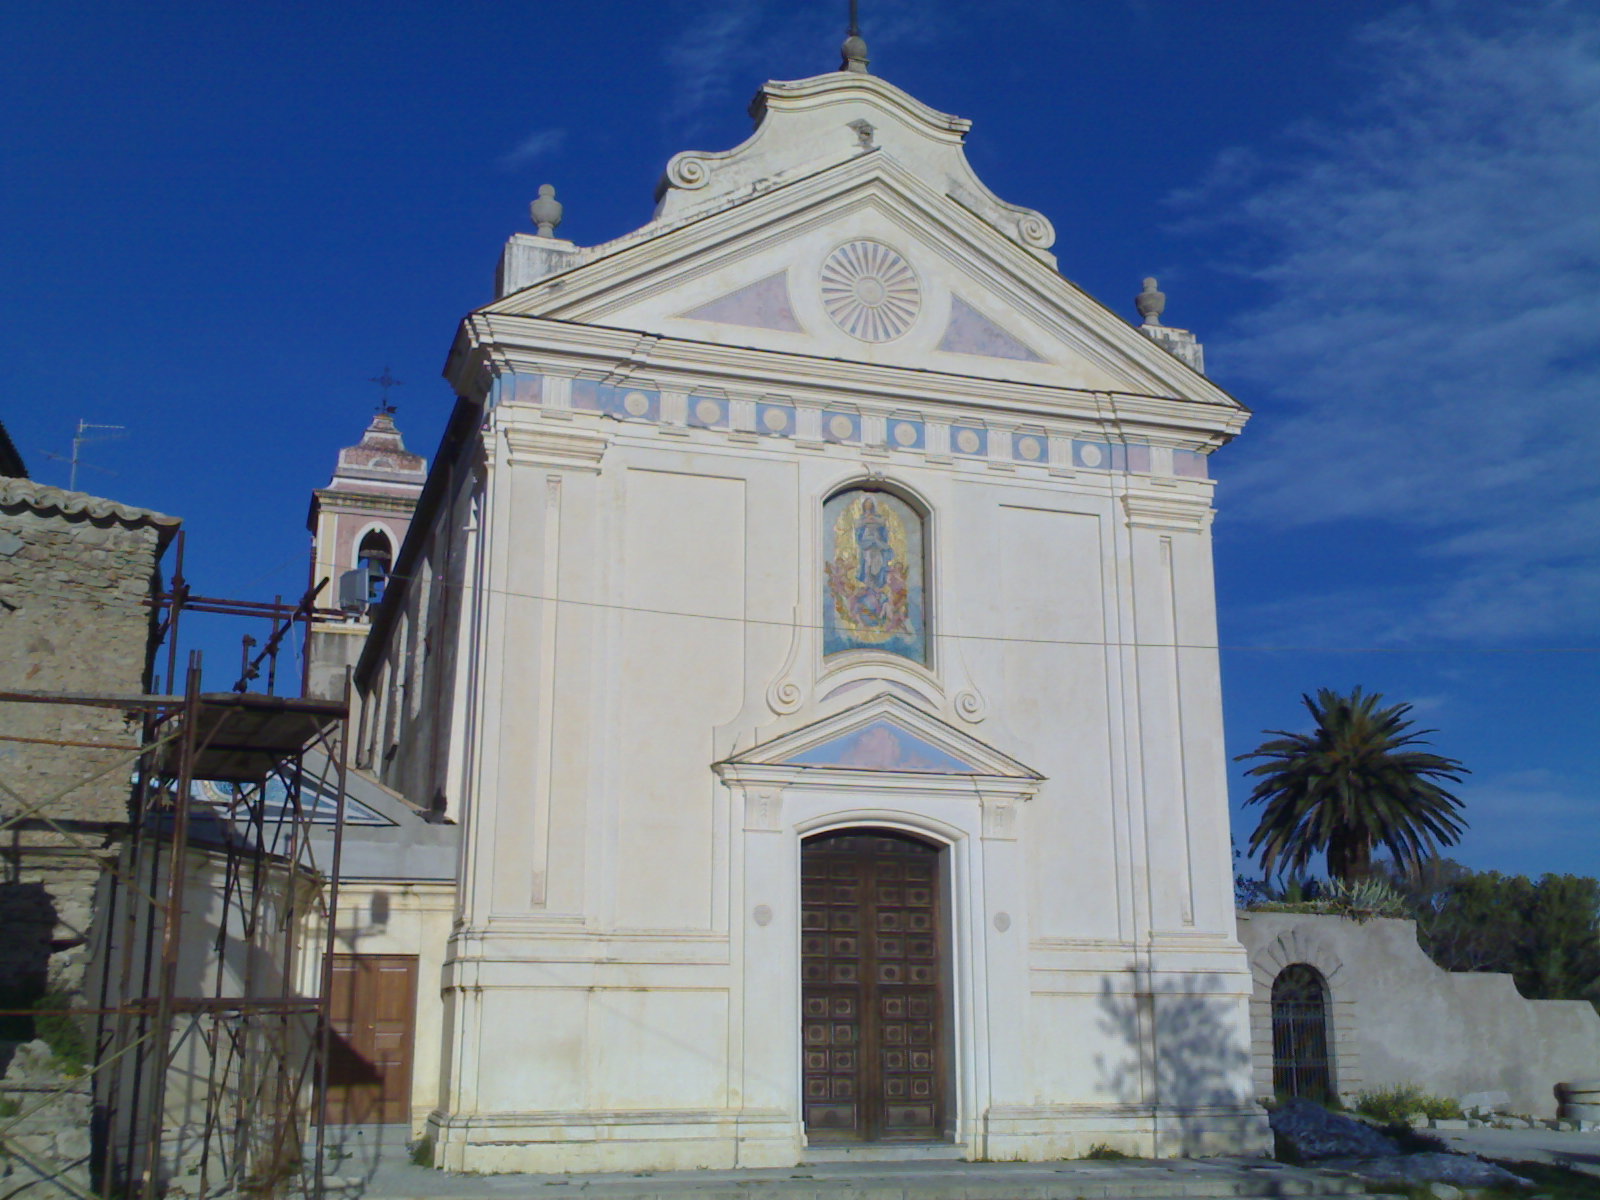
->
[326,1158,1372,1200]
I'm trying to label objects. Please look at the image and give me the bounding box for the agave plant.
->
[1239,687,1468,883]
[1328,877,1409,919]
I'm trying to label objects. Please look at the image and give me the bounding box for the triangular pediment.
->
[719,694,1041,781]
[677,271,804,332]
[485,154,1238,407]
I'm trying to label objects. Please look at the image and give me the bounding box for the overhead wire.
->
[359,566,1600,656]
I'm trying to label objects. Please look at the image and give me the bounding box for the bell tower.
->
[305,405,427,699]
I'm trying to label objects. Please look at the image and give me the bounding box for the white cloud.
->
[498,128,567,171]
[1189,1,1600,645]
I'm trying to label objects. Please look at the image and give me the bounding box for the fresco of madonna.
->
[822,488,927,665]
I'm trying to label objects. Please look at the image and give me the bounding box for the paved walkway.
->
[316,1130,1368,1200]
[334,1158,1371,1200]
[1437,1125,1600,1179]
[315,1124,1600,1199]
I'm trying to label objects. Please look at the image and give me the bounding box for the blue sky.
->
[3,1,1595,879]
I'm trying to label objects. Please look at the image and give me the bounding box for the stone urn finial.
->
[841,1,868,74]
[1136,277,1165,327]
[531,184,563,238]
[841,33,869,73]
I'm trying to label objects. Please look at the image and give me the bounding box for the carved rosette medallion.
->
[820,241,920,342]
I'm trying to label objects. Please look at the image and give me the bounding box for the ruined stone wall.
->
[1238,911,1600,1116]
[0,481,176,1199]
[0,490,174,825]
[0,484,174,993]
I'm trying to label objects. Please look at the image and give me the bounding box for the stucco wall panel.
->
[614,468,745,931]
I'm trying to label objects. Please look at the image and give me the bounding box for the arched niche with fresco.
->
[821,485,929,668]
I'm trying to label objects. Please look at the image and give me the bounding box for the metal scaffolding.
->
[0,531,352,1200]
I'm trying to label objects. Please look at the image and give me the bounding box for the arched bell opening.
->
[356,528,395,604]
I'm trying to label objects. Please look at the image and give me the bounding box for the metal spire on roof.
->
[369,366,403,414]
[841,0,869,73]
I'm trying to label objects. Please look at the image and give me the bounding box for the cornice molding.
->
[454,314,1247,450]
[651,69,1054,261]
[486,155,1225,409]
[312,488,422,514]
[1122,489,1215,532]
[500,418,610,473]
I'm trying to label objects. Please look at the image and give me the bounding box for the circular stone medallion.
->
[955,429,981,454]
[694,398,723,425]
[622,390,650,416]
[761,407,789,432]
[820,241,921,343]
[1017,436,1042,461]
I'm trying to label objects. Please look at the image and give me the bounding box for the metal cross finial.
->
[841,0,869,72]
[369,366,403,414]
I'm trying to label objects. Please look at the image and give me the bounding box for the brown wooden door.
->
[801,831,944,1142]
[324,954,417,1124]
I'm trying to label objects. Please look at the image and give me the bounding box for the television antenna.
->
[39,419,127,491]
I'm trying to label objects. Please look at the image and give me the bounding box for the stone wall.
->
[0,482,177,824]
[1238,911,1600,1117]
[0,479,177,1198]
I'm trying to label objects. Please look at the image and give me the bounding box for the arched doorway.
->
[1271,963,1332,1101]
[800,829,948,1142]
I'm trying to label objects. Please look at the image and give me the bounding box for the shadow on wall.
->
[1095,969,1254,1156]
[0,881,58,1075]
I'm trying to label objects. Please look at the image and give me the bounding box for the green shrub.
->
[0,1096,21,1119]
[1354,1084,1461,1123]
[31,993,90,1076]
[1417,1093,1463,1120]
[1082,1142,1129,1160]
[408,1136,433,1168]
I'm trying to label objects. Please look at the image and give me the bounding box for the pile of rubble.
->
[1448,1088,1599,1133]
[0,1040,93,1200]
[1268,1098,1532,1194]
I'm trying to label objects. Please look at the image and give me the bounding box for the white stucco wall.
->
[1237,911,1600,1117]
[298,882,456,1134]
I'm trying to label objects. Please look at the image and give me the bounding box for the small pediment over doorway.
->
[715,694,1042,792]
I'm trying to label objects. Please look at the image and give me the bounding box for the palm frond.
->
[1236,686,1469,882]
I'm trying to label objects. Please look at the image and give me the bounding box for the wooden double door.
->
[801,831,947,1142]
[323,954,417,1124]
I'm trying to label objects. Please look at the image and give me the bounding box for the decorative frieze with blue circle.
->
[951,426,987,456]
[757,403,794,436]
[1012,431,1047,464]
[888,419,924,450]
[687,395,729,429]
[822,412,860,443]
[570,380,661,422]
[1072,440,1125,471]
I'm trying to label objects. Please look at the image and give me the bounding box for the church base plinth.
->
[424,1109,800,1174]
[977,1103,1272,1162]
[422,1103,1270,1174]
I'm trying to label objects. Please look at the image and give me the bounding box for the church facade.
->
[343,60,1264,1172]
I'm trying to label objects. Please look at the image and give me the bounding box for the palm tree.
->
[1238,687,1468,883]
